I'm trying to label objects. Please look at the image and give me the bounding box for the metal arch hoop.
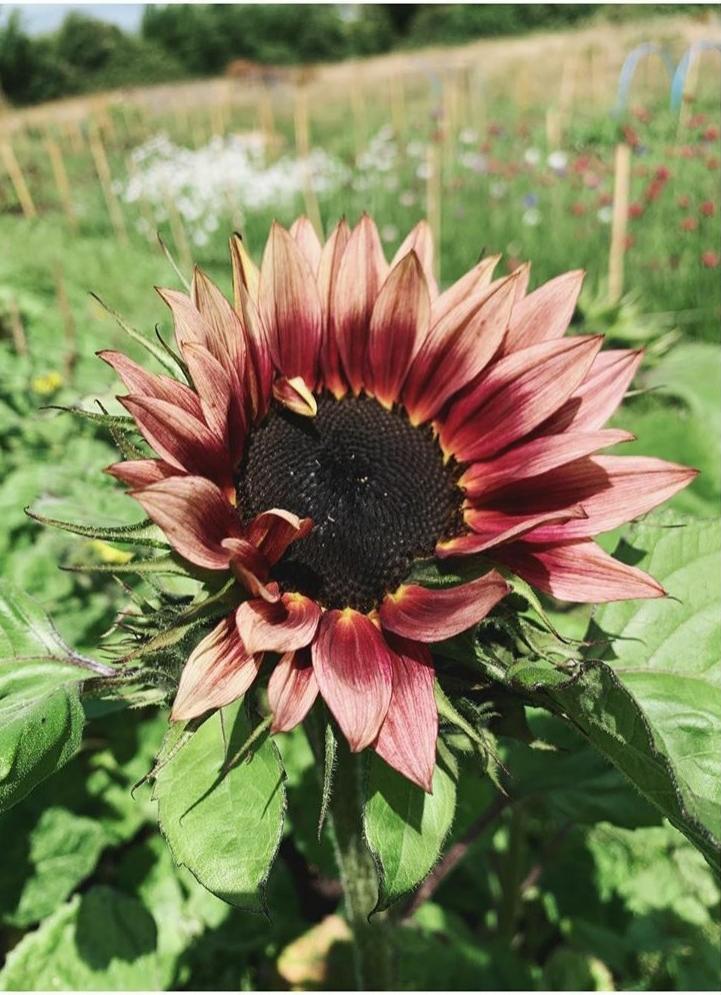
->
[670,41,721,110]
[613,42,675,118]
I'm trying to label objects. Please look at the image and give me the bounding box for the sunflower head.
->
[102,214,695,792]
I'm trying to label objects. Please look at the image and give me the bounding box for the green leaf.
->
[592,514,721,851]
[0,886,171,990]
[532,515,721,870]
[0,582,93,813]
[0,806,106,928]
[363,746,458,910]
[153,701,286,910]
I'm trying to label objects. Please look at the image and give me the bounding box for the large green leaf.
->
[0,886,170,991]
[542,514,720,871]
[153,701,286,910]
[0,582,94,812]
[0,806,106,928]
[363,747,458,910]
[593,515,720,842]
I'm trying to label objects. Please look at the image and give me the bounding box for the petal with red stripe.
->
[379,570,509,642]
[436,506,586,557]
[438,336,602,463]
[311,609,393,752]
[268,647,319,733]
[541,348,643,434]
[260,222,323,387]
[332,214,388,395]
[374,635,437,793]
[171,615,261,720]
[106,458,178,488]
[391,220,438,299]
[236,592,321,654]
[502,269,584,354]
[366,252,431,408]
[492,539,665,602]
[99,350,202,418]
[131,475,240,569]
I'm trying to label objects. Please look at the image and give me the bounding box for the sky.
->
[0,3,145,34]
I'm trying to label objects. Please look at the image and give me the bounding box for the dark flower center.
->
[237,393,463,611]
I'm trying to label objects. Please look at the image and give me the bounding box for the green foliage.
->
[364,747,458,910]
[154,701,286,910]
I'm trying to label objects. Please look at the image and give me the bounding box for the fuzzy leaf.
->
[363,745,457,910]
[0,886,169,990]
[153,701,286,909]
[0,582,92,813]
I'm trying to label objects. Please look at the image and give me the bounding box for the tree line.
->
[0,4,700,106]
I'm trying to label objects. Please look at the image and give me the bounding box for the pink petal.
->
[131,476,240,569]
[403,271,518,425]
[268,647,319,733]
[120,394,233,497]
[191,267,248,374]
[233,273,273,419]
[541,349,643,434]
[99,350,202,418]
[156,286,215,354]
[171,615,261,720]
[391,220,438,299]
[229,231,260,305]
[221,537,280,603]
[106,459,178,488]
[502,270,584,354]
[460,429,634,498]
[311,609,393,752]
[379,570,510,642]
[430,254,500,324]
[245,508,313,565]
[492,539,665,602]
[519,456,697,542]
[510,261,531,302]
[438,336,602,462]
[318,218,351,397]
[236,593,321,654]
[436,506,587,557]
[181,342,235,443]
[332,214,388,395]
[260,221,323,387]
[290,216,323,274]
[374,636,437,793]
[366,251,431,408]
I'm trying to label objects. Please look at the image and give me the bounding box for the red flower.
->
[680,217,698,232]
[703,126,719,142]
[707,157,720,170]
[654,166,671,182]
[677,195,691,209]
[701,250,719,268]
[700,201,716,217]
[598,192,613,207]
[105,217,694,791]
[571,202,586,217]
[628,203,644,219]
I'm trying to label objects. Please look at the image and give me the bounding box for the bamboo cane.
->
[88,123,128,243]
[1,141,37,218]
[45,138,77,230]
[608,143,631,305]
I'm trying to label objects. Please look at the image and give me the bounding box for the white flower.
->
[399,191,416,207]
[490,181,507,199]
[547,150,568,172]
[381,224,399,243]
[522,208,541,226]
[459,128,478,145]
[416,161,432,181]
[524,147,541,166]
[597,206,613,224]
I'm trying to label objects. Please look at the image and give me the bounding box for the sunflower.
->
[103,215,694,792]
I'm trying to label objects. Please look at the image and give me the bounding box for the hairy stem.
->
[307,717,394,990]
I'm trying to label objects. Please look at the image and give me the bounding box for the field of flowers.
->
[0,16,719,992]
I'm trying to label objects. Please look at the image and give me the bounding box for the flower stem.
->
[307,717,395,989]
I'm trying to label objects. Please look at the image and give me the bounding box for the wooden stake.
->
[45,138,77,229]
[294,87,322,235]
[8,294,28,356]
[608,143,631,305]
[390,74,406,137]
[425,143,441,282]
[126,155,156,243]
[165,196,194,277]
[258,88,278,153]
[54,262,77,377]
[545,108,562,149]
[1,141,37,218]
[88,124,128,243]
[350,81,367,160]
